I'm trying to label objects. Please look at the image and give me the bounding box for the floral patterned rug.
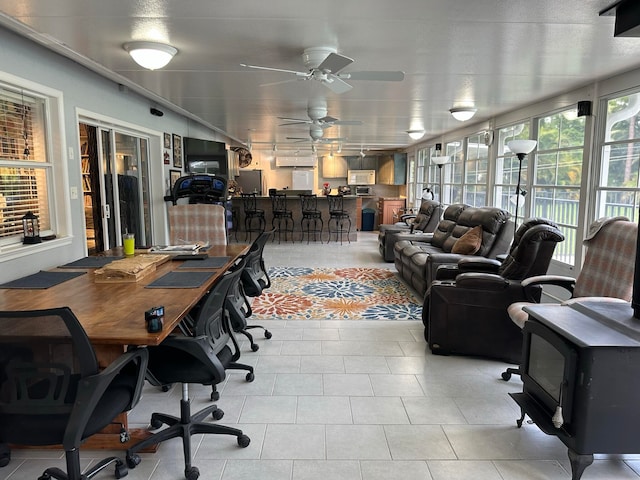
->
[250,267,422,320]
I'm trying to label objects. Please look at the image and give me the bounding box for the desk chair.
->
[168,203,227,246]
[327,194,351,244]
[240,229,274,297]
[0,307,148,480]
[241,193,266,242]
[502,216,637,381]
[299,194,323,243]
[270,193,294,243]
[126,265,251,480]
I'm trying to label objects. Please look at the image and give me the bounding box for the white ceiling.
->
[1,0,638,154]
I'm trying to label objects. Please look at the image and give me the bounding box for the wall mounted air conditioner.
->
[275,156,317,167]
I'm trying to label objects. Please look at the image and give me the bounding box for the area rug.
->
[249,267,422,320]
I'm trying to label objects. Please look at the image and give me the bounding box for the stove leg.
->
[567,449,593,480]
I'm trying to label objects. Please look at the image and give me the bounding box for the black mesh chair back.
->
[0,307,148,480]
[168,174,227,205]
[241,228,274,296]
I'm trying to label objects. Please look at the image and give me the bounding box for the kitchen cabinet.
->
[377,153,407,185]
[347,155,378,171]
[322,155,348,178]
[377,198,405,226]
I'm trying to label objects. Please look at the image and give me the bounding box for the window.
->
[464,132,489,206]
[533,109,585,265]
[596,91,640,223]
[441,140,463,205]
[0,84,52,247]
[494,122,531,218]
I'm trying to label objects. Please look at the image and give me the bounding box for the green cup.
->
[123,233,135,256]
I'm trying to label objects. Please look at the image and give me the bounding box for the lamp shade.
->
[507,139,537,155]
[407,130,425,140]
[449,107,477,121]
[432,156,449,166]
[124,42,177,70]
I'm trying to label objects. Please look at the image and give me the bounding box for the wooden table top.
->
[0,243,250,347]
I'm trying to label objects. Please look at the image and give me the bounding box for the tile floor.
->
[4,232,640,480]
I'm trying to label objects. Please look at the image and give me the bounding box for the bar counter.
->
[230,195,359,242]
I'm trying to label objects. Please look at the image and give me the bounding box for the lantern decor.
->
[22,211,42,244]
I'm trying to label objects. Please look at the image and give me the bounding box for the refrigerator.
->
[236,169,263,195]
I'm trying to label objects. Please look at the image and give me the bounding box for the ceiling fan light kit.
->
[124,41,177,70]
[449,107,477,121]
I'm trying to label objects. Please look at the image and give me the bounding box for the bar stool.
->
[299,194,323,243]
[270,193,294,243]
[326,194,351,244]
[241,193,265,242]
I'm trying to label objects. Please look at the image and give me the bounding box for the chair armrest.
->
[400,214,417,225]
[65,347,149,449]
[435,264,460,280]
[455,272,510,291]
[457,257,502,274]
[520,274,576,301]
[405,233,434,244]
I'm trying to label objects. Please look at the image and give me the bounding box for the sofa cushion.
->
[452,226,483,254]
[431,204,467,249]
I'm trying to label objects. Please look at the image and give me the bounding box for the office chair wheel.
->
[251,343,260,352]
[126,453,141,469]
[245,372,255,382]
[161,384,172,392]
[212,408,224,420]
[114,460,128,479]
[150,417,164,429]
[264,330,273,339]
[501,371,512,381]
[0,445,10,467]
[185,465,200,480]
[238,434,251,448]
[211,391,220,401]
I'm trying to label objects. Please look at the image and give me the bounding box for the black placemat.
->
[59,256,124,269]
[0,270,87,289]
[178,256,230,269]
[145,271,215,289]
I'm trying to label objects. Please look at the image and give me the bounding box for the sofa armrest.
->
[455,272,510,291]
[456,257,502,273]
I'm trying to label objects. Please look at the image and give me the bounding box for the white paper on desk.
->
[148,244,201,253]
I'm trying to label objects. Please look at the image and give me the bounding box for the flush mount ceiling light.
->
[407,130,425,140]
[449,107,477,122]
[124,41,177,70]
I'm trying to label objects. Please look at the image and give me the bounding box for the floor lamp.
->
[506,139,537,238]
[431,152,450,202]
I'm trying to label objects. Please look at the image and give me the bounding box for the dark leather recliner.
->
[378,200,443,262]
[424,218,565,363]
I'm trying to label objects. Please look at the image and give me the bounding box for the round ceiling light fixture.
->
[449,107,477,122]
[124,41,177,70]
[407,130,425,140]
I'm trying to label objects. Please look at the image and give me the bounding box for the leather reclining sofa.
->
[393,204,513,297]
[377,200,443,262]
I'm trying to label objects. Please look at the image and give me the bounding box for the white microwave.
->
[347,169,375,185]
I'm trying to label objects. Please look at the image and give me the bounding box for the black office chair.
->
[226,256,272,352]
[326,194,351,244]
[299,194,323,243]
[241,193,266,242]
[0,307,148,480]
[126,265,251,480]
[240,229,274,297]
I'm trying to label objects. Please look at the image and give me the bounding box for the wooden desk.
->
[0,243,250,450]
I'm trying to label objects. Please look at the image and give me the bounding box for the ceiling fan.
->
[279,115,362,128]
[241,46,405,94]
[286,124,346,143]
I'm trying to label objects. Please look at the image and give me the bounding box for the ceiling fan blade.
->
[339,71,405,81]
[280,121,310,126]
[278,116,310,122]
[318,52,354,74]
[240,63,309,77]
[260,78,299,87]
[319,115,339,124]
[323,76,353,94]
[286,137,310,142]
[332,120,364,126]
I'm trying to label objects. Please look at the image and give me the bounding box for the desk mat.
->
[0,270,86,289]
[145,271,215,289]
[59,256,124,269]
[178,256,230,269]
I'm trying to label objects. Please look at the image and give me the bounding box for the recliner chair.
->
[424,218,565,363]
[501,216,637,380]
[0,307,148,480]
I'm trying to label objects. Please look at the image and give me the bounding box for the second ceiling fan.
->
[241,46,405,94]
